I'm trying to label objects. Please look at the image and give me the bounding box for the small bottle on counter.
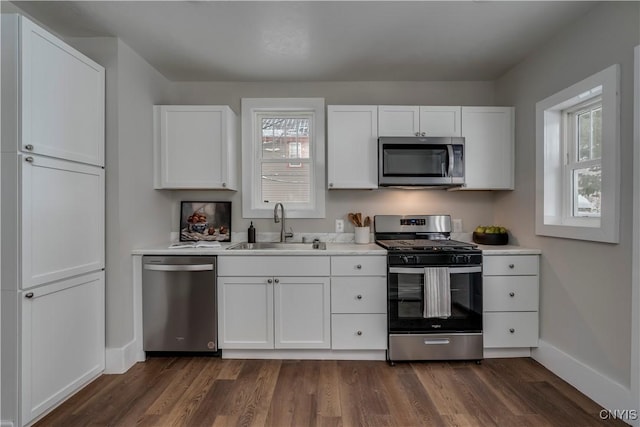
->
[248,221,256,243]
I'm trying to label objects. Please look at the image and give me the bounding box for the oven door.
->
[388,266,482,333]
[378,137,464,186]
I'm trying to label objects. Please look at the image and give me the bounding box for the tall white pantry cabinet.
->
[1,15,106,427]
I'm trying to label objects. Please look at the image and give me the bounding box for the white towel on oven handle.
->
[423,267,451,318]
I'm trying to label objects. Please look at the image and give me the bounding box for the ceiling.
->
[8,1,598,82]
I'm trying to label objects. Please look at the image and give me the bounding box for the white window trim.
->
[535,64,620,243]
[241,98,326,219]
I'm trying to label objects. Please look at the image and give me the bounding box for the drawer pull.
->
[356,264,362,270]
[25,156,34,163]
[25,292,34,299]
[424,338,450,345]
[509,292,515,297]
[509,328,515,333]
[24,144,34,151]
[508,264,515,269]
[267,279,273,284]
[356,331,363,336]
[356,294,363,300]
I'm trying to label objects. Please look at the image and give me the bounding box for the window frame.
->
[563,97,602,220]
[535,64,620,243]
[241,98,326,219]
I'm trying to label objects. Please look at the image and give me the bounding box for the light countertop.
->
[473,244,541,255]
[132,242,387,256]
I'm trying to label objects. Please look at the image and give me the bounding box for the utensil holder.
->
[354,226,370,244]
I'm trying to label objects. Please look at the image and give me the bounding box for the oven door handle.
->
[389,266,482,274]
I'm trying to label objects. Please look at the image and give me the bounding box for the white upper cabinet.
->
[153,105,237,190]
[461,107,515,190]
[378,105,461,137]
[419,106,462,137]
[378,105,419,136]
[2,15,105,166]
[327,105,378,189]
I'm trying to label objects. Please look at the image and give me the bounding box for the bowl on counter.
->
[472,232,508,245]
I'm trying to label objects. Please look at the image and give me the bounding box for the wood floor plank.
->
[35,357,620,427]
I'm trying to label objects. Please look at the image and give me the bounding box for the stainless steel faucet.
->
[274,202,293,242]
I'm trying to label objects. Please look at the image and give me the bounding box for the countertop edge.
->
[132,242,387,256]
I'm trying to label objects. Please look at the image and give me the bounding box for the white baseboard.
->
[1,421,15,427]
[221,349,386,361]
[484,347,531,359]
[105,339,141,374]
[532,340,633,413]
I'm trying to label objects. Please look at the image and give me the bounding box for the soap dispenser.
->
[248,221,256,243]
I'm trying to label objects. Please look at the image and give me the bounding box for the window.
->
[242,98,325,219]
[536,64,619,243]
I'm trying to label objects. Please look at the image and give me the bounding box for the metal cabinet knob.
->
[267,279,273,284]
[24,144,34,151]
[414,132,420,136]
[508,264,515,269]
[509,328,515,333]
[25,292,34,299]
[222,182,226,188]
[274,278,279,284]
[329,183,334,188]
[356,331,363,336]
[356,294,363,300]
[356,264,362,270]
[25,156,34,163]
[509,292,515,297]
[421,132,426,136]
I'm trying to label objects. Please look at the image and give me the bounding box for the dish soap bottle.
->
[248,221,256,243]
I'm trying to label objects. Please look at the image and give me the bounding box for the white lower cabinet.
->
[483,254,539,352]
[21,272,105,424]
[217,256,331,350]
[330,256,388,351]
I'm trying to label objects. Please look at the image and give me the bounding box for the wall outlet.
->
[335,219,344,233]
[452,218,463,233]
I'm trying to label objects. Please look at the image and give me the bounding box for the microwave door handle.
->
[447,144,454,177]
[389,267,425,274]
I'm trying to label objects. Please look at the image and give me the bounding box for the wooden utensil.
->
[356,213,363,227]
[364,216,371,227]
[348,213,359,227]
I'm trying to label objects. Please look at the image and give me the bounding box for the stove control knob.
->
[464,255,472,264]
[401,256,409,264]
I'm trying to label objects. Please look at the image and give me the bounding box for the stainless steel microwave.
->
[378,136,465,187]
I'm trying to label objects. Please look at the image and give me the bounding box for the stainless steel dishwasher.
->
[142,256,218,352]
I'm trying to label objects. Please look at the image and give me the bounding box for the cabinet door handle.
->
[222,182,227,188]
[356,294,363,300]
[508,264,515,269]
[274,278,279,284]
[356,264,362,270]
[25,156,34,163]
[356,331,363,336]
[267,279,273,284]
[329,183,334,188]
[24,144,34,151]
[414,132,420,136]
[509,292,515,297]
[25,292,34,299]
[509,328,515,333]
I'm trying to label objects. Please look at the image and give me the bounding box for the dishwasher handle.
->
[144,264,214,272]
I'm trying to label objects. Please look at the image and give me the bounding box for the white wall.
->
[168,81,499,237]
[495,1,639,399]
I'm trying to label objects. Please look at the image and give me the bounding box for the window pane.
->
[592,107,601,159]
[261,117,310,160]
[261,162,311,203]
[577,111,591,161]
[573,166,601,217]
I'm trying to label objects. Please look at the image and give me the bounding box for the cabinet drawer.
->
[219,256,330,277]
[331,277,387,314]
[331,314,387,350]
[331,256,386,276]
[483,255,538,276]
[483,276,538,312]
[484,312,538,348]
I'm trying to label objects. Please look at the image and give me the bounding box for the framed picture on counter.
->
[179,201,231,242]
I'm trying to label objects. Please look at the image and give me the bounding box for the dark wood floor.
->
[35,357,625,427]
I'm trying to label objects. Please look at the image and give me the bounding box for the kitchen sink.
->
[226,241,326,250]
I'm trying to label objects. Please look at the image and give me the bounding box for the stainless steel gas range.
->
[375,215,483,364]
